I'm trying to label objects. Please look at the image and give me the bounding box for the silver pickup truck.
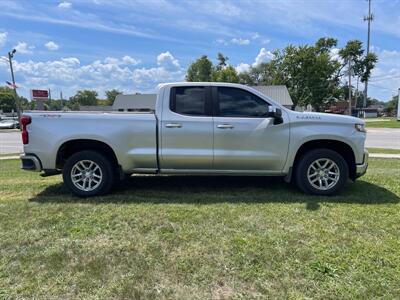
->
[20,82,368,197]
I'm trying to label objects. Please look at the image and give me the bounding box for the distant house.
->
[363,108,379,118]
[113,94,157,112]
[251,85,294,108]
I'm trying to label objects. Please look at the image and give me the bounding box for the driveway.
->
[1,128,400,155]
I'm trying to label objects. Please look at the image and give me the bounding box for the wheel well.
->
[56,139,119,169]
[293,140,356,180]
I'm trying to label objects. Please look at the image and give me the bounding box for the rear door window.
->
[170,86,208,116]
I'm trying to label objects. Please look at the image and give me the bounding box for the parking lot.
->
[1,128,400,155]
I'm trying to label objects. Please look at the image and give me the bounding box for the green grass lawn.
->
[367,148,400,154]
[366,119,400,128]
[1,159,400,299]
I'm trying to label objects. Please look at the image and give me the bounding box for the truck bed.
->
[23,111,158,172]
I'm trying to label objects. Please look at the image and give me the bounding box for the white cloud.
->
[235,48,275,73]
[122,55,140,65]
[197,1,241,17]
[235,63,251,74]
[103,56,140,66]
[368,49,400,100]
[132,67,183,86]
[215,38,228,46]
[231,38,250,45]
[44,41,59,51]
[261,39,271,45]
[103,57,119,65]
[157,51,180,71]
[253,48,274,66]
[130,51,184,89]
[58,1,72,9]
[251,33,270,45]
[9,52,182,98]
[14,42,35,54]
[329,48,342,63]
[0,32,7,48]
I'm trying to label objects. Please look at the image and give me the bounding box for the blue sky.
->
[0,0,399,101]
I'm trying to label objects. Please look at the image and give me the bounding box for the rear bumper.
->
[20,154,42,172]
[355,149,369,178]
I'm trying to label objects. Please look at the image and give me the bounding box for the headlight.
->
[355,123,366,133]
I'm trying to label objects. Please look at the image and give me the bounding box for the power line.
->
[370,75,400,82]
[368,82,397,92]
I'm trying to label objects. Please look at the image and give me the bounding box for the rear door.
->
[160,86,213,170]
[212,86,289,171]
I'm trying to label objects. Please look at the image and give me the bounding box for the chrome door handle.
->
[165,123,182,128]
[217,124,234,129]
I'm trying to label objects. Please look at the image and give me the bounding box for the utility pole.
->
[60,91,63,108]
[8,49,21,121]
[348,59,352,116]
[363,0,373,109]
[397,88,400,121]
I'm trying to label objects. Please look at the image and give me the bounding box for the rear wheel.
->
[295,148,348,196]
[63,150,114,197]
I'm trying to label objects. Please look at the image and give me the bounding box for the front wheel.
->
[63,150,114,197]
[294,149,349,196]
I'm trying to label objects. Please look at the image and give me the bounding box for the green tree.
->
[212,65,239,83]
[339,40,378,101]
[239,58,282,86]
[19,96,31,111]
[44,99,63,111]
[386,95,398,116]
[70,90,98,106]
[216,52,228,71]
[237,37,380,111]
[105,89,122,105]
[239,38,342,110]
[65,99,80,111]
[186,53,239,83]
[0,86,16,112]
[186,55,213,82]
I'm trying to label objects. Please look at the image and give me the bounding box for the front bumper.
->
[355,149,369,178]
[20,154,42,172]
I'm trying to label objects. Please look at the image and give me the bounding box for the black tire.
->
[294,148,349,196]
[62,150,114,197]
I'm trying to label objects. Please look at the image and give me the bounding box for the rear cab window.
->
[170,86,211,116]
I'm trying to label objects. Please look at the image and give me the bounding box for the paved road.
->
[1,128,400,155]
[365,128,400,149]
[0,130,23,154]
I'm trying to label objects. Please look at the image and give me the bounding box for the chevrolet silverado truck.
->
[20,82,368,197]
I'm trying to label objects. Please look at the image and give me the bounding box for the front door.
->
[212,86,289,172]
[160,86,213,170]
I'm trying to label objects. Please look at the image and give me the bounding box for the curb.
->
[369,153,400,159]
[0,156,20,160]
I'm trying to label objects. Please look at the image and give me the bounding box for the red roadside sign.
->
[31,89,49,99]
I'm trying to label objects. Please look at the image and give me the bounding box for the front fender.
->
[283,122,365,174]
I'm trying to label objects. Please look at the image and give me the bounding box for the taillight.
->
[21,115,31,145]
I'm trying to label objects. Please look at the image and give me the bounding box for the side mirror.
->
[267,106,283,124]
